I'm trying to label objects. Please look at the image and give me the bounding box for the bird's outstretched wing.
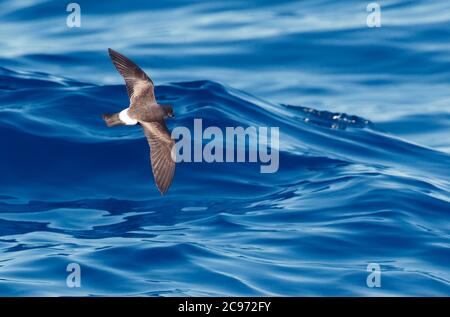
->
[108,48,156,104]
[141,120,176,195]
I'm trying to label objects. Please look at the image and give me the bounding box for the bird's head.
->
[161,104,175,118]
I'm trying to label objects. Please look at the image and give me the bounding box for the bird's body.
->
[103,48,175,195]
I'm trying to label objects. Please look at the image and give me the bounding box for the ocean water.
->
[0,0,449,296]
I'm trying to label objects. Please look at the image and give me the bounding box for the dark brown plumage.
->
[103,48,175,195]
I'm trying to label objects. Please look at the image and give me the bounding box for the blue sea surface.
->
[0,0,449,296]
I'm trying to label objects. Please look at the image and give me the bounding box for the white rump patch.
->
[119,108,138,125]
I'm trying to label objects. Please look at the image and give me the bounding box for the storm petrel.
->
[102,48,175,195]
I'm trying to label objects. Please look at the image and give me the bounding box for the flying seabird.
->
[102,48,175,195]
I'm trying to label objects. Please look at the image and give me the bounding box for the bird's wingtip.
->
[108,48,118,57]
[158,187,169,196]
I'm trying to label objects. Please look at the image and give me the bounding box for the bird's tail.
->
[102,113,124,127]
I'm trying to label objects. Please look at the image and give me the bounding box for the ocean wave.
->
[0,67,449,295]
[1,0,450,296]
